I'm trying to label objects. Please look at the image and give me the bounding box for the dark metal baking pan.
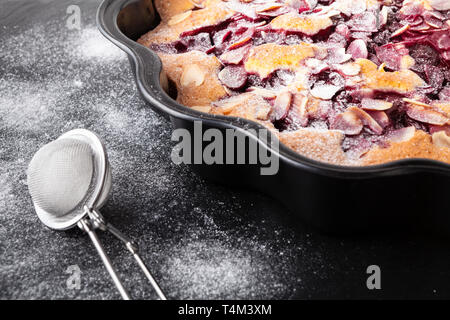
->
[97,0,450,234]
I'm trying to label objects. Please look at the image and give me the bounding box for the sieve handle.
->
[78,218,131,300]
[105,222,167,300]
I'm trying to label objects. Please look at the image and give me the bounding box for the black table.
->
[1,0,450,300]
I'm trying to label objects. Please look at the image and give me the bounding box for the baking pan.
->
[97,0,450,234]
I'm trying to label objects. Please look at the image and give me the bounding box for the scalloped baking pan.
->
[97,0,450,234]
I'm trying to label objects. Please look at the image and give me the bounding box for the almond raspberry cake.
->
[138,0,450,166]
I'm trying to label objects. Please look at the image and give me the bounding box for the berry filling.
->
[147,0,450,159]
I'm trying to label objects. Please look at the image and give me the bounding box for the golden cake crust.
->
[138,0,233,45]
[158,51,227,106]
[278,129,349,165]
[363,130,450,165]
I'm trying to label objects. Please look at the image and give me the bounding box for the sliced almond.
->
[310,84,342,100]
[378,63,386,72]
[380,6,389,25]
[218,102,236,114]
[291,94,309,127]
[347,39,368,60]
[425,20,442,29]
[180,64,205,87]
[429,10,446,20]
[387,126,416,143]
[332,111,363,135]
[415,23,431,32]
[219,45,250,65]
[247,87,277,98]
[256,4,283,13]
[254,104,271,120]
[429,0,450,11]
[406,105,449,126]
[403,98,431,108]
[218,65,247,90]
[348,106,383,134]
[361,98,393,111]
[254,21,267,28]
[222,86,234,96]
[324,9,342,18]
[366,110,390,128]
[305,58,329,74]
[328,47,352,64]
[227,37,251,50]
[189,0,205,9]
[213,93,251,114]
[168,10,192,26]
[432,131,450,148]
[391,24,410,38]
[334,63,361,76]
[191,105,211,113]
[271,91,292,121]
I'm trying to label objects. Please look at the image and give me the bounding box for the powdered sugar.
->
[0,14,323,299]
[73,27,125,61]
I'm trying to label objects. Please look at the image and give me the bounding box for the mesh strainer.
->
[27,129,166,300]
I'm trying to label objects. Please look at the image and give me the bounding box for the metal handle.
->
[78,218,131,300]
[83,207,167,300]
[105,223,167,300]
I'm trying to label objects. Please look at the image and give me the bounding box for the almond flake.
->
[432,131,450,148]
[323,9,341,18]
[380,6,389,25]
[425,21,441,29]
[361,98,393,111]
[168,10,192,26]
[332,111,363,135]
[180,64,205,87]
[256,4,283,13]
[247,87,277,98]
[402,98,430,108]
[406,105,449,126]
[348,106,383,135]
[189,0,205,8]
[271,91,292,121]
[310,84,342,100]
[391,24,410,38]
[429,0,450,11]
[334,63,361,76]
[388,126,416,143]
[227,37,251,50]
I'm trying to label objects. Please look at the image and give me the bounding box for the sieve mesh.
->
[27,138,95,217]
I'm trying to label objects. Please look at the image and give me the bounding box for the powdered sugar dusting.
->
[0,12,327,299]
[74,27,125,61]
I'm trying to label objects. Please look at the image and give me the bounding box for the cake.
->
[138,0,450,166]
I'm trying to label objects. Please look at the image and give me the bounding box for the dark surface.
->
[1,0,450,300]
